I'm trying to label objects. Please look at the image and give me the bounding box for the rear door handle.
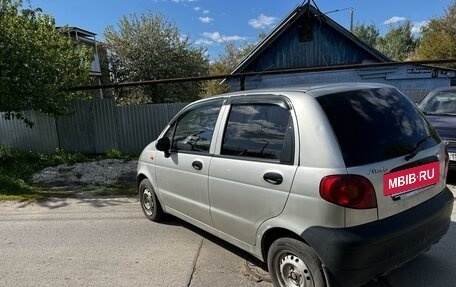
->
[263,172,283,185]
[192,160,203,170]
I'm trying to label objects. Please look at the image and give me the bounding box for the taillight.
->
[320,175,377,209]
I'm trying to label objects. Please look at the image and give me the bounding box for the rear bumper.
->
[302,187,454,287]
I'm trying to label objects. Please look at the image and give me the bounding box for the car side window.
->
[170,102,222,154]
[221,103,294,164]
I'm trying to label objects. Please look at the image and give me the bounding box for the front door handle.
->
[263,172,283,185]
[192,160,203,170]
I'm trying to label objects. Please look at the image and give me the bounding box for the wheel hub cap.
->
[279,254,314,287]
[142,188,154,215]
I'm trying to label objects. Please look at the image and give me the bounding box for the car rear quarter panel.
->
[287,92,346,169]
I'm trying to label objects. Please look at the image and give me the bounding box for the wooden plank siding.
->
[244,18,380,72]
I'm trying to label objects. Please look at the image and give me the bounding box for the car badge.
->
[368,167,388,175]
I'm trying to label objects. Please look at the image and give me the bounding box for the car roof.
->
[191,82,395,107]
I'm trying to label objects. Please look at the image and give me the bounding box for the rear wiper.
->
[405,136,430,161]
[436,112,456,116]
[424,111,456,116]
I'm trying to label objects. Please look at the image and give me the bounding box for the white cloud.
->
[411,20,428,34]
[196,32,247,45]
[383,16,407,25]
[199,16,214,24]
[194,7,209,14]
[195,38,213,45]
[248,14,277,29]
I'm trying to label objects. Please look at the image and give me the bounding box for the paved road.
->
[0,197,268,287]
[1,187,455,287]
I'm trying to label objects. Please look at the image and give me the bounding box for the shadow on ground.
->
[383,221,456,287]
[159,214,271,283]
[157,213,456,287]
[25,196,138,210]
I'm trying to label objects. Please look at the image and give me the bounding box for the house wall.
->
[228,65,455,103]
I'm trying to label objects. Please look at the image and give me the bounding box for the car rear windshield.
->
[317,88,440,167]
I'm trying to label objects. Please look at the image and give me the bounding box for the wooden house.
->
[227,3,456,103]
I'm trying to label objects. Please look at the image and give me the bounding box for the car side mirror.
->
[156,137,171,158]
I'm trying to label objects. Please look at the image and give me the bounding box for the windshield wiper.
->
[405,136,430,161]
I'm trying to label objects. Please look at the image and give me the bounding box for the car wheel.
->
[139,178,164,222]
[267,238,326,287]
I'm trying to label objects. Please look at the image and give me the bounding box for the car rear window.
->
[317,88,440,167]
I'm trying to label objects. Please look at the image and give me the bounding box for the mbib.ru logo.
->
[383,162,440,196]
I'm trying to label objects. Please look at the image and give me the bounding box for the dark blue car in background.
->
[419,86,456,170]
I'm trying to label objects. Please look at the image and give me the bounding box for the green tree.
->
[377,20,418,61]
[0,0,92,126]
[203,38,259,97]
[413,1,456,67]
[352,23,380,48]
[104,12,209,104]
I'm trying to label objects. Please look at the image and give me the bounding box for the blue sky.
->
[33,0,453,60]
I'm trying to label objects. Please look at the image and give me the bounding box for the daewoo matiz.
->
[137,83,454,287]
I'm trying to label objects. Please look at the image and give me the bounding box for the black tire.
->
[139,178,164,222]
[267,238,326,287]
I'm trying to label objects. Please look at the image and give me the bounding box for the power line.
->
[69,59,456,91]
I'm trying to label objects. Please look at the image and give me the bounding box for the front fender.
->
[137,142,165,210]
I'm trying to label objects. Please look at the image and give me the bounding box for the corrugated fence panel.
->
[118,103,186,152]
[56,101,95,153]
[403,89,431,104]
[0,100,187,154]
[0,110,59,153]
[92,99,120,153]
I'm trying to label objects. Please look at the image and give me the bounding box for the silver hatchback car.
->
[137,83,454,287]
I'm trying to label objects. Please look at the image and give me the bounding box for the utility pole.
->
[350,8,354,32]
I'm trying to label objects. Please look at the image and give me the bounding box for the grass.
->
[0,146,138,202]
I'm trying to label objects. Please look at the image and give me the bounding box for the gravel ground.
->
[32,159,138,190]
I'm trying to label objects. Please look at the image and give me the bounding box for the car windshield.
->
[422,91,456,115]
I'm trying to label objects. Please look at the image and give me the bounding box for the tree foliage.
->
[203,41,256,97]
[377,20,418,61]
[203,34,263,97]
[104,11,209,104]
[413,1,456,67]
[0,0,92,126]
[353,21,418,61]
[352,23,380,48]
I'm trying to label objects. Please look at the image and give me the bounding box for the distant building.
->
[58,26,104,98]
[227,3,456,103]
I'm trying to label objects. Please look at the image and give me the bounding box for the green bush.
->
[105,148,137,160]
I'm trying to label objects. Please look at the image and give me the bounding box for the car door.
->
[209,96,298,245]
[155,99,223,226]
